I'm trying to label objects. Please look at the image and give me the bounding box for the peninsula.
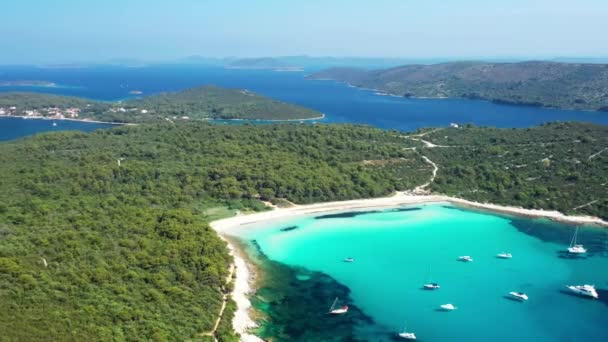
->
[0,85,322,123]
[308,61,608,111]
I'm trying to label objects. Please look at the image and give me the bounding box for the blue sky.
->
[1,0,607,63]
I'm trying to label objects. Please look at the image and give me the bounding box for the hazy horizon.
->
[2,0,608,64]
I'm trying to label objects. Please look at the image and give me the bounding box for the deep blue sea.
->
[1,64,607,141]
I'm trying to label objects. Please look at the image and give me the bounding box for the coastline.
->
[220,237,264,342]
[209,112,326,123]
[210,192,607,339]
[308,78,602,112]
[0,115,132,125]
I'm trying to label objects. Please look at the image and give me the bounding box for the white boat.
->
[328,297,349,314]
[343,257,354,263]
[424,283,440,290]
[398,323,416,340]
[423,265,440,290]
[566,285,599,299]
[52,122,58,126]
[458,256,473,262]
[509,292,528,301]
[567,227,587,254]
[497,252,512,259]
[440,303,456,311]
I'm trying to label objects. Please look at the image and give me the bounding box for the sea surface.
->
[1,64,608,141]
[232,204,608,342]
[0,117,115,141]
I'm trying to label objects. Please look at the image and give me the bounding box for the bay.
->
[1,65,608,141]
[234,204,608,342]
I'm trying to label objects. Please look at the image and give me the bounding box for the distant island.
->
[225,57,304,71]
[0,80,57,87]
[0,85,322,122]
[307,61,608,111]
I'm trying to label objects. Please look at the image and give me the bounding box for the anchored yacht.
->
[509,292,528,301]
[398,322,416,340]
[440,303,456,311]
[566,285,599,299]
[424,283,440,290]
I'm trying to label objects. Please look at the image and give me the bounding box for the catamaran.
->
[329,297,349,314]
[509,292,528,301]
[567,227,587,254]
[497,252,512,259]
[440,303,456,311]
[458,256,473,262]
[566,285,599,299]
[398,323,416,340]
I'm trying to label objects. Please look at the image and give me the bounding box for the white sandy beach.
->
[210,192,607,340]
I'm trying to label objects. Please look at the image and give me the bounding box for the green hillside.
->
[308,61,608,111]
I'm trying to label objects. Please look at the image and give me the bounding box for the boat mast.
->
[570,227,579,247]
[329,297,338,312]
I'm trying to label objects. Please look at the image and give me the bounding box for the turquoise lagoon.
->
[231,204,608,341]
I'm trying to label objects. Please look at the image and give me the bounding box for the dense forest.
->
[422,122,608,219]
[122,86,320,121]
[0,120,606,340]
[308,61,608,111]
[0,123,430,341]
[0,86,322,122]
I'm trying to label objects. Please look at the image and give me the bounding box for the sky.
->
[1,0,608,64]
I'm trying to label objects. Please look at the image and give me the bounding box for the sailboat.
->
[567,227,587,254]
[328,297,348,315]
[397,322,416,340]
[423,265,440,290]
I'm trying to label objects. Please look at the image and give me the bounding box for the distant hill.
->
[0,86,322,122]
[225,57,303,71]
[308,61,608,111]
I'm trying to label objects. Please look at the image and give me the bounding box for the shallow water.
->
[233,204,608,342]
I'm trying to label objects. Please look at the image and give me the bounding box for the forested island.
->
[308,61,608,111]
[0,120,606,340]
[0,85,322,122]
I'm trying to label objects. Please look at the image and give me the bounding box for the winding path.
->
[200,263,235,341]
[414,156,439,193]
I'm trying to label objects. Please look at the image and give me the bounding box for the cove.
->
[231,203,608,342]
